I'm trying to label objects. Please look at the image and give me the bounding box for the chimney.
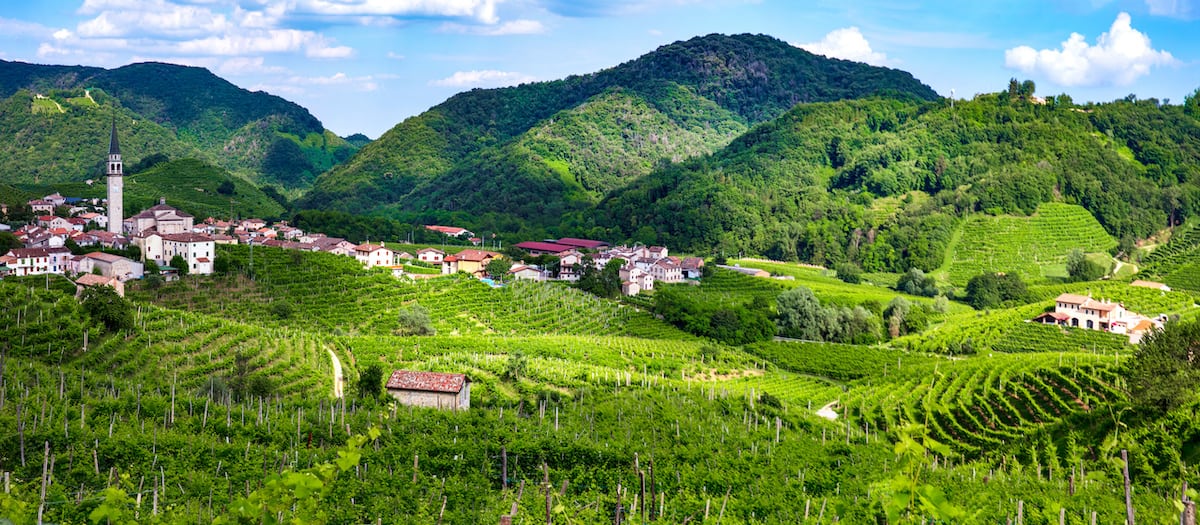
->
[159,197,166,205]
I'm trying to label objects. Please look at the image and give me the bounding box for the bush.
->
[396,303,435,335]
[896,268,937,297]
[80,285,134,332]
[357,363,385,400]
[1066,249,1106,282]
[834,262,862,284]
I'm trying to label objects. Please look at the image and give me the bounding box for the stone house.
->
[385,370,470,410]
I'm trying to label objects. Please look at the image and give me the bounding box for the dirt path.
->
[328,348,345,398]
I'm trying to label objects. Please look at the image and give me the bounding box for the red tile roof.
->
[453,249,500,262]
[161,233,213,243]
[515,241,572,253]
[555,237,609,249]
[385,370,468,393]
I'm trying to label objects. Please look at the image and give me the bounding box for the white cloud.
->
[1145,0,1198,19]
[217,56,289,75]
[292,0,500,23]
[1004,12,1175,87]
[439,19,545,35]
[387,51,406,60]
[430,70,536,87]
[795,27,889,66]
[0,17,54,39]
[77,3,232,38]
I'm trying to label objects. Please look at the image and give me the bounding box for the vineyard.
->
[0,244,1192,523]
[942,203,1116,285]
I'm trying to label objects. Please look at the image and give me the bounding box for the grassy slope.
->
[938,203,1116,285]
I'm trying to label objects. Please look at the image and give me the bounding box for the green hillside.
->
[942,203,1116,285]
[17,158,286,220]
[0,59,356,191]
[593,91,1200,275]
[3,244,1196,523]
[299,33,937,216]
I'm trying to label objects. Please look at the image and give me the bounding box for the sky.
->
[1,0,1198,138]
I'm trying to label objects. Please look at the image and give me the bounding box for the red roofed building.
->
[425,224,474,238]
[514,241,573,255]
[441,249,501,277]
[555,238,609,250]
[385,370,470,410]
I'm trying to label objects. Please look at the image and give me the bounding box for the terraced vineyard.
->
[943,203,1116,285]
[133,244,694,340]
[843,352,1123,457]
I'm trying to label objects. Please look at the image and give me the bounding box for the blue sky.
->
[1,0,1197,138]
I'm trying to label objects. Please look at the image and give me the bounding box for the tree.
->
[0,232,21,252]
[357,363,384,400]
[170,254,189,276]
[1127,320,1200,414]
[1065,249,1106,282]
[834,262,862,284]
[896,268,937,297]
[776,286,824,340]
[578,258,622,298]
[80,285,133,332]
[270,301,293,320]
[485,257,513,281]
[217,179,236,195]
[963,272,1026,310]
[396,303,435,335]
[504,350,527,381]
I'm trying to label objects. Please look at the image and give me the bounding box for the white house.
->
[417,247,445,264]
[4,247,73,276]
[1034,292,1164,343]
[28,199,55,214]
[162,233,215,274]
[354,243,395,269]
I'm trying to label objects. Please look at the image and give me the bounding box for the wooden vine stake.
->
[1122,449,1135,525]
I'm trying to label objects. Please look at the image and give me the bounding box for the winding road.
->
[328,348,345,398]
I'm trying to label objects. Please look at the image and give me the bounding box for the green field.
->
[0,245,1189,523]
[941,203,1117,285]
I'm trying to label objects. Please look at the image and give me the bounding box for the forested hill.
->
[0,59,358,192]
[590,91,1200,273]
[298,33,938,216]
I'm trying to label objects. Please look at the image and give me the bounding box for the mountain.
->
[0,60,357,191]
[298,33,938,219]
[591,90,1200,275]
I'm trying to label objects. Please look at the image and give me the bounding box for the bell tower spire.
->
[106,116,124,234]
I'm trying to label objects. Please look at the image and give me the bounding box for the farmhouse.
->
[354,243,395,269]
[76,252,143,281]
[417,247,445,263]
[1033,293,1164,343]
[442,249,501,277]
[385,370,470,410]
[28,199,55,214]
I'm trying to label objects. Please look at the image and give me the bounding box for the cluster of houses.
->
[1032,280,1171,343]
[512,239,704,295]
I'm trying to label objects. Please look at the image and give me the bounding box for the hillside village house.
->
[4,247,73,276]
[442,249,501,277]
[385,370,470,410]
[417,247,445,263]
[1034,292,1164,343]
[125,200,194,235]
[72,252,144,281]
[163,233,215,274]
[555,237,610,250]
[508,264,546,281]
[28,199,55,214]
[37,216,71,230]
[514,241,574,256]
[354,243,395,269]
[75,273,124,297]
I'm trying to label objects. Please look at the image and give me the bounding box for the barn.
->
[385,370,470,411]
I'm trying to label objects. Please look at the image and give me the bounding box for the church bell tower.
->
[106,118,123,234]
